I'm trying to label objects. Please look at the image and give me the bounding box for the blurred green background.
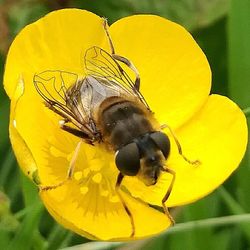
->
[0,0,250,249]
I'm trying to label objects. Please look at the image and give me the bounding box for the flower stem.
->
[61,214,250,250]
[165,213,250,235]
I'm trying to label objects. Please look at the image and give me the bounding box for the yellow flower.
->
[4,9,248,241]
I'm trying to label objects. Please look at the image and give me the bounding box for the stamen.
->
[104,178,119,203]
[74,171,83,181]
[83,168,90,178]
[80,186,89,195]
[109,195,119,203]
[90,160,102,171]
[66,152,74,162]
[101,190,109,197]
[99,178,110,197]
[92,173,102,183]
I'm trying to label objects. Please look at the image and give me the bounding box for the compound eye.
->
[115,142,140,176]
[150,132,170,158]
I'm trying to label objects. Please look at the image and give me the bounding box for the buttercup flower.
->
[4,9,248,240]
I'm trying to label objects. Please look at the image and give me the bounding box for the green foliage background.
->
[0,0,250,249]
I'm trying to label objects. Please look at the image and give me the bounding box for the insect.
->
[34,19,199,237]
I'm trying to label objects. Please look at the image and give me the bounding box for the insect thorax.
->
[98,99,155,150]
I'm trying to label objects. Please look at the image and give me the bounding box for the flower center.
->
[45,135,121,204]
[72,163,120,203]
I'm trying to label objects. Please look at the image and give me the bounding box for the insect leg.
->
[161,167,175,225]
[59,120,94,145]
[115,173,135,237]
[161,124,200,166]
[40,140,82,191]
[103,18,141,91]
[103,18,115,54]
[45,101,71,120]
[45,103,94,143]
[112,55,140,91]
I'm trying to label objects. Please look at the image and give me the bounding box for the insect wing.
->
[34,70,77,107]
[34,70,90,130]
[84,46,150,110]
[65,77,93,124]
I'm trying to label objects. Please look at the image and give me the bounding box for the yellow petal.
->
[7,69,171,241]
[3,8,107,184]
[11,88,172,240]
[4,9,107,100]
[8,75,39,182]
[5,9,240,241]
[124,94,248,206]
[40,183,171,241]
[109,15,211,129]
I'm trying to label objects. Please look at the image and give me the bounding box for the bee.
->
[34,19,199,237]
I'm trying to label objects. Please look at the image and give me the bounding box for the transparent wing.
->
[84,46,151,110]
[33,70,96,136]
[33,70,76,106]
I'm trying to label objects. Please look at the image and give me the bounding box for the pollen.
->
[100,190,109,197]
[80,186,89,195]
[74,171,83,181]
[89,160,102,171]
[92,173,102,183]
[83,168,90,178]
[109,195,119,203]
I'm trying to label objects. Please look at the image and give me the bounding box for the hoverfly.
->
[34,19,199,237]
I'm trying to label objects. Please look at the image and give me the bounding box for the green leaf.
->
[6,174,47,250]
[163,0,229,31]
[62,242,122,250]
[0,148,16,187]
[228,0,250,107]
[21,171,38,207]
[0,191,19,232]
[61,214,250,250]
[47,224,73,250]
[8,2,49,36]
[243,107,250,117]
[7,200,45,250]
[219,187,250,241]
[75,0,229,30]
[228,0,250,242]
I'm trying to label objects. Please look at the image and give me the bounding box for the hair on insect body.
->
[33,18,200,237]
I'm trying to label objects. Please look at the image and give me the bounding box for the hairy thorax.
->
[97,98,157,150]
